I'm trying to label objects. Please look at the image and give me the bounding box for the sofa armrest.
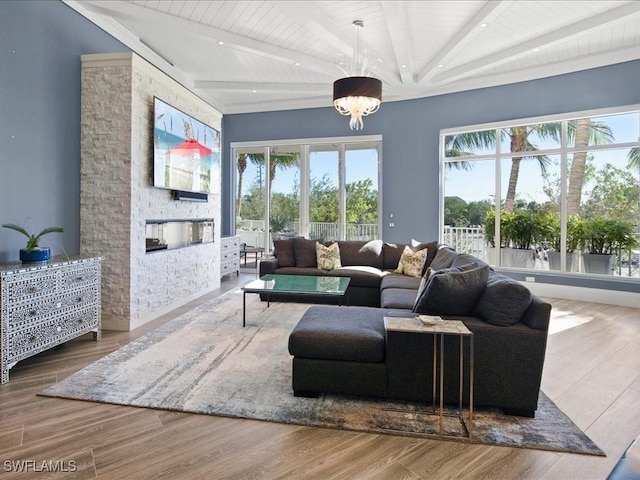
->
[259,257,279,276]
[520,295,551,331]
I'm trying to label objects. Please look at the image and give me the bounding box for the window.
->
[233,137,381,253]
[441,108,640,278]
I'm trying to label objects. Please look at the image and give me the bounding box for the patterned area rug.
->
[39,290,604,456]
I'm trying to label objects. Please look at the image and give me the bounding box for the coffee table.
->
[241,274,351,327]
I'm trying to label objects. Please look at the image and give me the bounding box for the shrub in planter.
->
[580,217,638,274]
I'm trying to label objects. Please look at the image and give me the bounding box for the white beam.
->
[381,1,413,85]
[431,1,640,85]
[415,1,515,84]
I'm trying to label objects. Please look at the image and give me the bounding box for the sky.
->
[444,112,640,204]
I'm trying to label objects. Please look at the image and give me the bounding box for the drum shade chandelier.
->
[333,20,382,130]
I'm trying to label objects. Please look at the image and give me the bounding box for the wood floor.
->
[1,273,639,479]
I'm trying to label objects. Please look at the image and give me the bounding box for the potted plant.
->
[2,223,64,263]
[500,209,538,268]
[580,217,638,274]
[544,215,583,271]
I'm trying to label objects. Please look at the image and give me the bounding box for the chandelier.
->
[333,20,382,130]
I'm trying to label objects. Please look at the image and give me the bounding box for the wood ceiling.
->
[65,1,640,114]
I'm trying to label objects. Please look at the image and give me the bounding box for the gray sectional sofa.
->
[260,238,552,417]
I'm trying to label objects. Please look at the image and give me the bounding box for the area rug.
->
[39,289,604,456]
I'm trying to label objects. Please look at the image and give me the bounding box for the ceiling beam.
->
[193,81,330,94]
[380,1,413,85]
[75,0,344,77]
[415,0,515,84]
[430,1,640,85]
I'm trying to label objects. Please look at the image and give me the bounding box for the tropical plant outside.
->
[444,110,640,276]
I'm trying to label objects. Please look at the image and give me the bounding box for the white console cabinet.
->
[220,236,240,278]
[0,255,103,383]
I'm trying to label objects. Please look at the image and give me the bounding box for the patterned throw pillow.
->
[395,246,427,277]
[316,242,342,270]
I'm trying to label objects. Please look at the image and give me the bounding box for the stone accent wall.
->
[80,53,221,331]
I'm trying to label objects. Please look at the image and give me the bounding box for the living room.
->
[1,1,640,478]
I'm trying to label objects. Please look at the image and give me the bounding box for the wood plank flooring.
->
[1,274,639,479]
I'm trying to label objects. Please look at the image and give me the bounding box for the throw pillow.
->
[413,262,478,310]
[316,242,342,270]
[273,239,295,267]
[413,264,489,316]
[395,246,427,277]
[474,272,532,326]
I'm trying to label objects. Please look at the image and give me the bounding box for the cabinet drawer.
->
[6,305,99,362]
[7,286,98,332]
[61,264,99,290]
[6,270,58,302]
[221,250,239,261]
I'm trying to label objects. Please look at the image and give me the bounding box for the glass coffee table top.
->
[242,274,350,295]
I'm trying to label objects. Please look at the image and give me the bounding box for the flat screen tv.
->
[153,97,220,195]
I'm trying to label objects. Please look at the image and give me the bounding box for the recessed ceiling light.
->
[252,90,257,93]
[401,64,407,68]
[533,48,540,52]
[294,61,300,66]
[217,40,224,45]
[438,64,444,68]
[480,22,488,28]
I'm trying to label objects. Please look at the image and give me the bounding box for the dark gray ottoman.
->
[288,305,388,398]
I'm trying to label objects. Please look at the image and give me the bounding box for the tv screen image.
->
[153,97,220,194]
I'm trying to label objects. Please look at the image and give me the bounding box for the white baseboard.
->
[521,282,640,309]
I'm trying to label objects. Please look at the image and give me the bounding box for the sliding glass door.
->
[233,136,381,255]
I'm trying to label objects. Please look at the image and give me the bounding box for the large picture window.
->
[441,107,640,278]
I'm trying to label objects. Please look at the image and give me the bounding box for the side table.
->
[384,316,474,438]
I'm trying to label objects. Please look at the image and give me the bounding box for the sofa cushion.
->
[288,306,386,362]
[338,240,384,269]
[273,239,295,267]
[428,246,459,271]
[413,263,489,316]
[380,273,421,291]
[413,262,479,310]
[293,237,318,268]
[382,242,407,270]
[330,266,386,288]
[395,246,427,277]
[475,272,532,326]
[381,288,419,309]
[316,242,342,270]
[452,252,489,270]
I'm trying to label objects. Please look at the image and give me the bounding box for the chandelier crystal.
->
[333,21,382,130]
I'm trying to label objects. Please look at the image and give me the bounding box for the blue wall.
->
[0,0,128,262]
[222,60,640,246]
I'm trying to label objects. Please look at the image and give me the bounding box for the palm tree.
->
[445,127,555,212]
[236,153,263,218]
[566,119,614,216]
